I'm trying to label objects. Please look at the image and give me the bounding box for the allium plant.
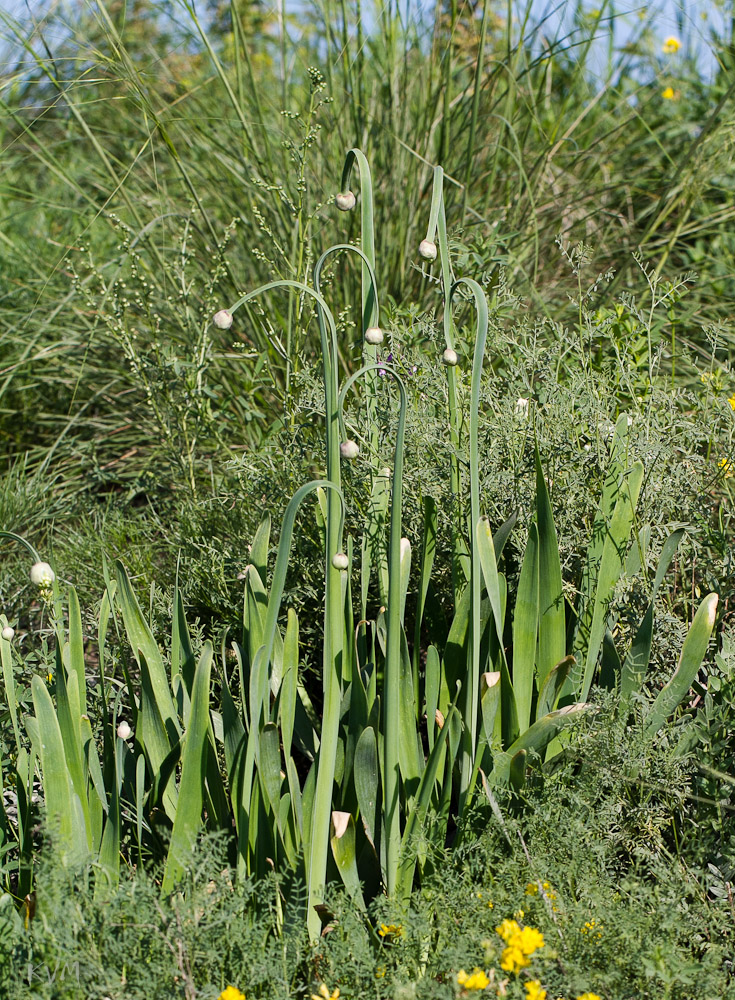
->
[0,154,718,942]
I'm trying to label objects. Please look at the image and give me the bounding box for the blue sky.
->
[2,0,730,80]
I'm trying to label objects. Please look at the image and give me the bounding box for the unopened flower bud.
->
[332,552,349,571]
[116,721,132,740]
[213,309,233,330]
[364,327,383,346]
[442,348,458,367]
[335,191,356,211]
[29,562,55,588]
[340,440,359,459]
[419,239,437,261]
[2,626,14,641]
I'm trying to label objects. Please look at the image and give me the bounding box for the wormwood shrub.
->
[2,706,732,1000]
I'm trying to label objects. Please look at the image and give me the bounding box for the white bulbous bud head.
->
[331,552,349,571]
[213,309,233,330]
[515,397,530,415]
[1,626,14,641]
[419,239,438,261]
[335,191,356,211]
[340,439,359,459]
[30,562,55,588]
[442,348,459,367]
[116,721,132,740]
[364,326,384,346]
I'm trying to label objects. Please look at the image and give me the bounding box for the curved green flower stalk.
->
[339,362,408,895]
[445,278,491,815]
[336,151,390,617]
[222,278,346,938]
[338,149,377,335]
[423,168,466,602]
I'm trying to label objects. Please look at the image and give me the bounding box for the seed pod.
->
[340,440,359,459]
[331,552,349,571]
[442,348,459,367]
[116,720,132,740]
[419,239,438,261]
[2,626,14,641]
[335,191,356,211]
[29,562,55,588]
[364,327,383,346]
[213,309,233,330]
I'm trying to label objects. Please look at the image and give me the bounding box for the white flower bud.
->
[335,191,356,211]
[29,562,55,588]
[442,348,458,367]
[1,626,14,641]
[364,327,383,346]
[213,309,233,330]
[419,239,437,261]
[331,552,349,571]
[116,721,132,740]
[340,440,359,459]
[515,397,529,415]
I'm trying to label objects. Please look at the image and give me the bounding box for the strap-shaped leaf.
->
[67,586,87,717]
[535,448,566,689]
[395,702,458,905]
[493,704,593,782]
[573,462,644,701]
[644,593,718,738]
[30,677,79,862]
[354,726,379,851]
[330,812,366,909]
[162,643,214,893]
[249,512,271,589]
[512,521,539,733]
[115,562,180,742]
[621,528,685,699]
[536,655,575,721]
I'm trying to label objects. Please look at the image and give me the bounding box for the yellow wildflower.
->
[525,983,547,1000]
[661,86,676,100]
[662,35,681,54]
[312,985,339,1000]
[581,919,602,940]
[576,995,602,1000]
[457,968,490,990]
[728,394,735,410]
[500,946,529,974]
[496,918,544,974]
[218,989,246,1000]
[378,923,403,938]
[525,881,556,901]
[496,920,544,954]
[719,458,734,479]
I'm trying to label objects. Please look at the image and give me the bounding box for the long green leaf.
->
[573,462,644,701]
[644,594,718,738]
[162,643,213,893]
[30,677,79,862]
[535,448,566,689]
